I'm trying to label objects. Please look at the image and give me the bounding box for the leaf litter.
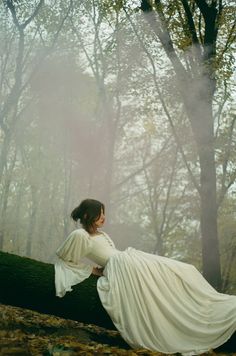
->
[0,303,234,355]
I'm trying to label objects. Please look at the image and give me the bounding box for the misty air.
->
[0,1,236,355]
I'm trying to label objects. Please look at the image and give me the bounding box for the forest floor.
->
[0,303,235,356]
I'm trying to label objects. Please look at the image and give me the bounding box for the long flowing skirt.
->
[97,247,236,355]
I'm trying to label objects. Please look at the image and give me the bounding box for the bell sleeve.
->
[54,229,93,298]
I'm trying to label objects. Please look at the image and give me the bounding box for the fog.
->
[0,1,235,291]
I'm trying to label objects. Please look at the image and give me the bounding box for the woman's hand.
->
[92,267,104,277]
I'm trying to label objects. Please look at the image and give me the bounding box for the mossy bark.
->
[0,251,114,329]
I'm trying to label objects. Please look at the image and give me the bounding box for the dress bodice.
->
[54,228,120,298]
[87,232,120,267]
[55,228,120,267]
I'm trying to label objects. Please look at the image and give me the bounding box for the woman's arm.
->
[92,267,104,276]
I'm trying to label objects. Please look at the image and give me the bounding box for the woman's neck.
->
[85,226,99,235]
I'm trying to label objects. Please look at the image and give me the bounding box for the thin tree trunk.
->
[0,147,17,249]
[0,130,11,184]
[222,248,236,293]
[26,188,39,257]
[199,146,220,289]
[13,181,24,254]
[63,153,72,238]
[186,92,221,289]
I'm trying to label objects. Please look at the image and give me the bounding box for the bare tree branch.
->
[140,0,187,79]
[217,18,236,65]
[217,116,236,208]
[180,0,200,45]
[124,8,200,193]
[21,0,44,30]
[0,0,45,129]
[198,12,204,44]
[5,0,20,28]
[194,0,210,19]
[5,0,44,30]
[114,136,172,191]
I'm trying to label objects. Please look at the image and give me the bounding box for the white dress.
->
[54,228,236,355]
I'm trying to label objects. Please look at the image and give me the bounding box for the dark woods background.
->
[0,0,235,292]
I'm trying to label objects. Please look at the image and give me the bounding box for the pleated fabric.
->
[97,247,236,355]
[55,229,93,297]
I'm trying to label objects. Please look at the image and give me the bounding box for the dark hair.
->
[71,199,105,232]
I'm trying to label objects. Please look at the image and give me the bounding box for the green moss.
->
[0,251,114,329]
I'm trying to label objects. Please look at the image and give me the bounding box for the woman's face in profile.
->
[94,208,105,228]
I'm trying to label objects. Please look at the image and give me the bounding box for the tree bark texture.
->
[184,84,221,289]
[0,251,114,329]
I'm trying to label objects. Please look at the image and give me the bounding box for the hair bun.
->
[71,206,81,222]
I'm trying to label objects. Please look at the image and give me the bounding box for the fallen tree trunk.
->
[0,251,114,329]
[1,251,235,353]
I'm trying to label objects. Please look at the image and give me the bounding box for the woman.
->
[55,199,236,355]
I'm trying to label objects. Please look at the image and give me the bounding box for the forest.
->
[0,0,235,296]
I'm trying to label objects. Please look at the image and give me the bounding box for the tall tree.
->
[136,0,236,289]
